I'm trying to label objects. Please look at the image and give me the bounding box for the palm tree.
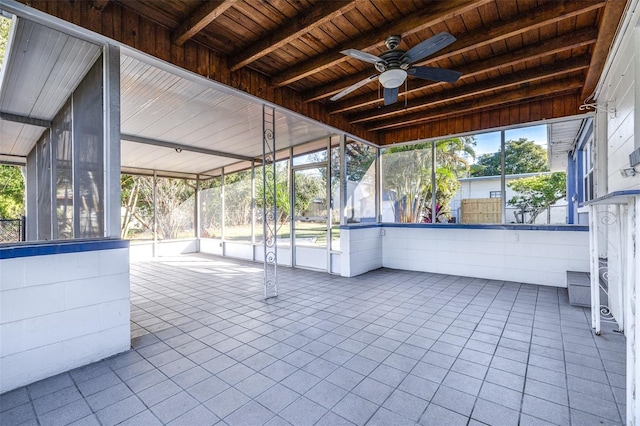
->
[381,137,475,223]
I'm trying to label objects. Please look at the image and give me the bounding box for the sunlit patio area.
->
[0,254,626,425]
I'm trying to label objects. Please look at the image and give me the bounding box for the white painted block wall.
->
[339,225,589,286]
[381,227,589,287]
[0,248,131,393]
[340,226,382,277]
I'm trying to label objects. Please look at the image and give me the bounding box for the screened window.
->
[345,140,377,223]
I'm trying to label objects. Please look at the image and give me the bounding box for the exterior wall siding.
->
[596,17,640,425]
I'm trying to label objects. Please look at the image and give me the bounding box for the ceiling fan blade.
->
[383,87,399,106]
[340,48,384,64]
[330,75,379,101]
[407,66,461,83]
[402,32,456,64]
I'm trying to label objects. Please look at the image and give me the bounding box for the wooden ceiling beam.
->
[581,0,628,99]
[349,55,591,124]
[369,77,584,131]
[304,0,605,103]
[229,1,358,72]
[172,0,236,47]
[330,27,597,114]
[272,0,492,87]
[90,0,110,11]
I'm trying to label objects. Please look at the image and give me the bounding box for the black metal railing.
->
[0,217,26,243]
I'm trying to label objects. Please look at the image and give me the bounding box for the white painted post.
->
[589,204,601,334]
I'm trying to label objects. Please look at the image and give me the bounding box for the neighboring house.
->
[450,172,568,224]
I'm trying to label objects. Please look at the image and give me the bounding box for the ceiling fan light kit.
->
[379,69,407,88]
[332,32,461,106]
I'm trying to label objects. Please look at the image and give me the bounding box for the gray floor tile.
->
[217,363,255,385]
[366,407,417,426]
[568,390,622,422]
[368,364,406,388]
[95,396,146,426]
[235,373,276,398]
[325,367,365,391]
[432,385,476,417]
[382,389,428,421]
[113,359,156,381]
[69,362,112,384]
[570,408,623,426]
[332,393,378,426]
[472,398,519,425]
[186,375,229,402]
[32,385,83,415]
[256,384,300,413]
[118,410,163,426]
[85,383,133,412]
[0,388,30,413]
[260,360,298,382]
[442,371,483,396]
[397,374,438,401]
[352,378,394,405]
[203,387,250,419]
[522,394,570,425]
[150,391,200,423]
[486,367,525,391]
[166,405,219,425]
[302,358,340,379]
[67,414,101,426]
[315,411,355,426]
[138,379,182,407]
[1,402,37,425]
[27,374,74,400]
[281,369,321,394]
[1,256,629,426]
[479,382,522,411]
[419,404,469,426]
[280,397,326,426]
[305,380,349,409]
[76,371,122,398]
[224,400,276,426]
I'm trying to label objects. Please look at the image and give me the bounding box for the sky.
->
[472,124,547,159]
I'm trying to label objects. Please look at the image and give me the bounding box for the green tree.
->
[0,16,10,69]
[120,175,195,239]
[0,165,24,218]
[382,137,475,222]
[471,138,548,177]
[507,171,566,223]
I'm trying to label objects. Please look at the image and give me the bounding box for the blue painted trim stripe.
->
[341,223,588,232]
[0,239,129,259]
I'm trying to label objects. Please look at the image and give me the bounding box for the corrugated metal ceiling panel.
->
[0,18,100,120]
[120,140,240,176]
[0,120,46,157]
[120,54,332,174]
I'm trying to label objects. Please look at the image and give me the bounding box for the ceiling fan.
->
[330,32,462,106]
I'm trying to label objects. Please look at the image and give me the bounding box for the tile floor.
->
[0,254,627,425]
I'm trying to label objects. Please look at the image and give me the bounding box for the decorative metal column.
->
[262,105,278,299]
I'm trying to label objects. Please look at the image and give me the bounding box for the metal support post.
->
[431,142,436,223]
[262,105,278,299]
[500,130,506,224]
[153,170,158,258]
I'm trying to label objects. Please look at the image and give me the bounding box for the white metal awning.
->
[0,16,334,176]
[0,16,101,159]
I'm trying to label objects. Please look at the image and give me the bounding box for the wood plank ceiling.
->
[21,0,627,145]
